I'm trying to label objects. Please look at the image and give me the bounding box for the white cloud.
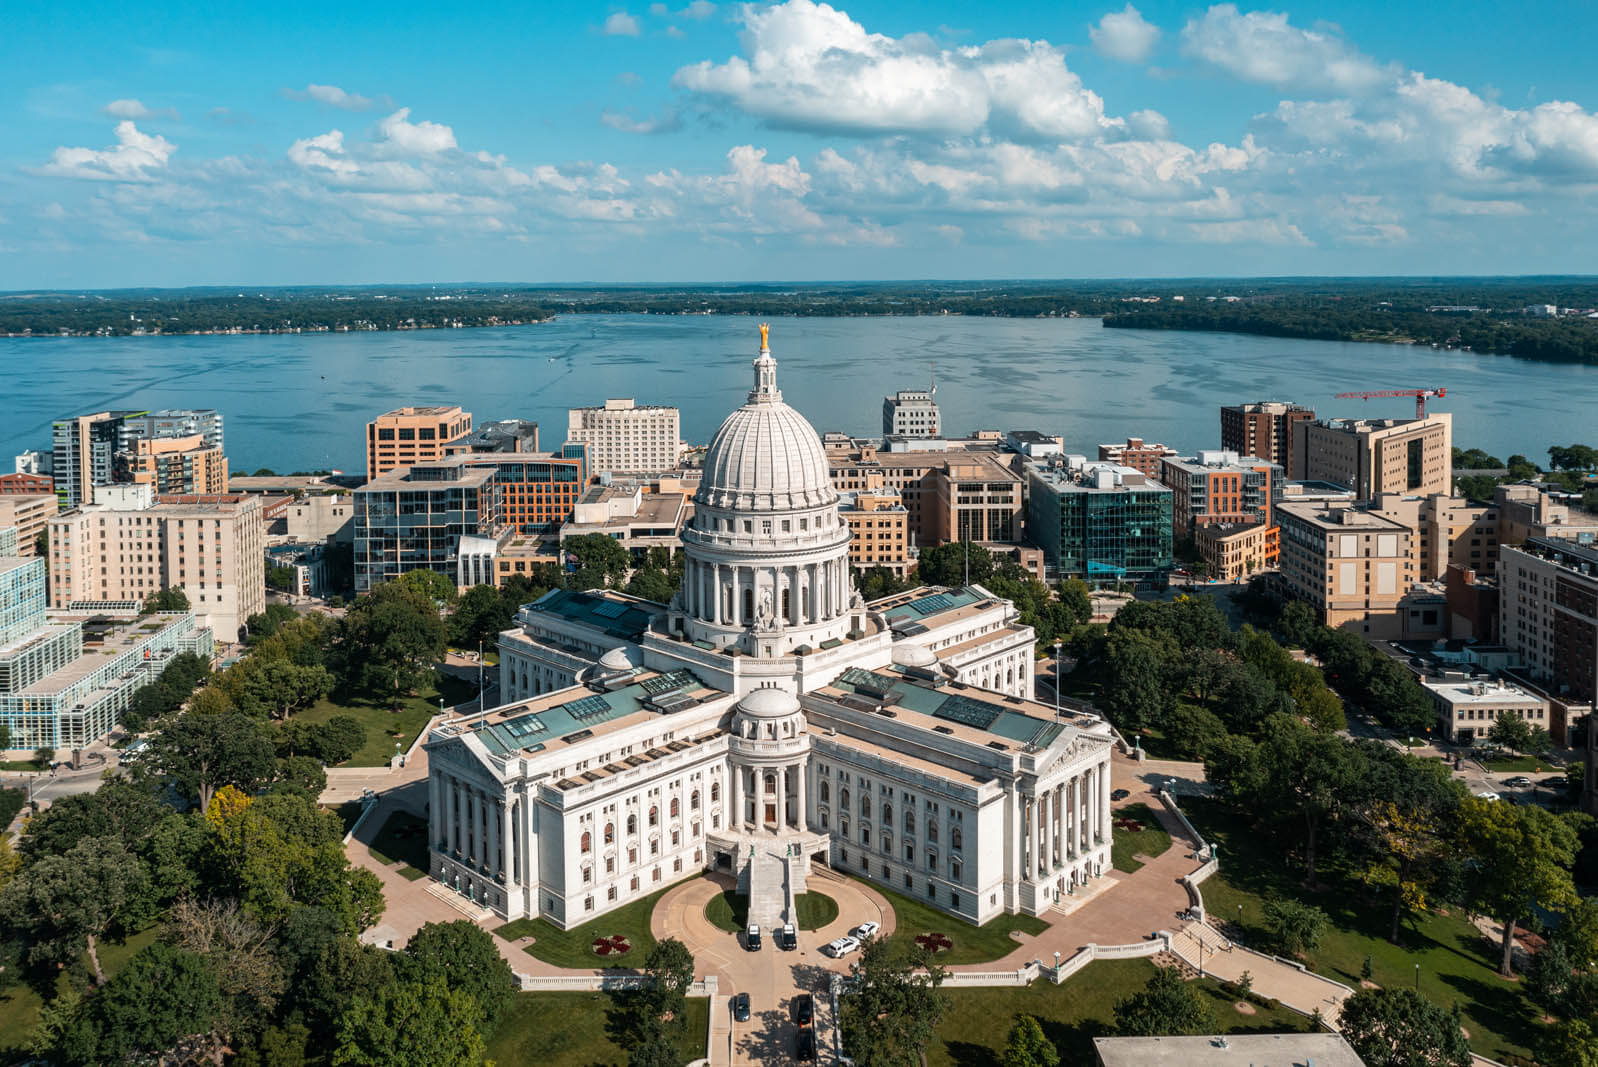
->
[288,130,361,178]
[650,3,668,15]
[285,83,375,111]
[1182,4,1391,94]
[38,121,176,181]
[601,109,683,134]
[680,0,716,18]
[102,98,180,121]
[376,108,458,155]
[603,12,642,36]
[673,0,1117,140]
[1091,5,1160,64]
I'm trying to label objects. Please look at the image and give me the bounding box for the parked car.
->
[851,921,880,940]
[824,936,860,957]
[746,923,761,951]
[731,993,750,1022]
[1110,788,1131,801]
[794,993,814,1026]
[778,923,797,951]
[796,1026,817,1061]
[1475,791,1501,802]
[1503,776,1533,788]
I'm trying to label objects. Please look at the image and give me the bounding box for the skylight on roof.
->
[561,694,613,722]
[933,694,1001,730]
[591,600,629,619]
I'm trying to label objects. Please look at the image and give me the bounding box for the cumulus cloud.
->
[680,0,716,17]
[1091,5,1160,64]
[376,108,458,155]
[672,0,1118,140]
[102,98,180,121]
[1182,4,1392,94]
[603,11,642,36]
[37,121,176,181]
[284,83,375,110]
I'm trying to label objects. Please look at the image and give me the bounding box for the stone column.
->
[1021,796,1032,877]
[429,771,442,849]
[1100,760,1111,844]
[780,766,790,828]
[488,797,501,878]
[1044,791,1055,873]
[796,763,807,832]
[446,777,459,854]
[502,799,516,886]
[731,766,743,830]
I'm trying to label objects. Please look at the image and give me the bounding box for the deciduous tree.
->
[1112,966,1213,1037]
[332,977,486,1067]
[1338,987,1470,1067]
[397,921,515,1034]
[839,935,949,1067]
[141,711,278,808]
[0,836,148,983]
[1456,796,1581,974]
[53,942,223,1066]
[1001,1013,1059,1067]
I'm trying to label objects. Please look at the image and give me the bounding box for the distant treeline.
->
[1100,278,1598,364]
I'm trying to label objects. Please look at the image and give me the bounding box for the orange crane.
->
[1333,387,1447,419]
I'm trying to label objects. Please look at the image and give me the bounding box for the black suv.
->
[796,1027,817,1061]
[794,993,815,1027]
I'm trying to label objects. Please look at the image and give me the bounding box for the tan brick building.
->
[1367,493,1498,582]
[1096,437,1178,478]
[0,495,56,557]
[122,434,229,496]
[366,405,473,479]
[839,489,912,577]
[1293,413,1452,499]
[1276,499,1415,636]
[48,490,265,640]
[1220,401,1314,475]
[1159,451,1281,540]
[827,445,1021,547]
[1194,522,1277,581]
[565,399,681,475]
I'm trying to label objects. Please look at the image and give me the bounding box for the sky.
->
[3,0,1597,288]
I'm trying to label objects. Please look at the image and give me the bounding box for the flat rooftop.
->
[869,586,994,636]
[18,613,189,695]
[523,588,664,641]
[1276,500,1410,531]
[1092,1033,1365,1067]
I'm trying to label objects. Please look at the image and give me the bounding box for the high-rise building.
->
[1498,538,1598,706]
[120,409,224,452]
[1097,438,1178,478]
[445,419,540,456]
[1275,500,1414,636]
[1220,401,1314,475]
[463,445,589,535]
[366,406,473,480]
[48,490,266,641]
[119,435,229,496]
[839,489,912,577]
[1025,460,1173,582]
[1159,451,1282,540]
[882,386,942,439]
[352,458,502,591]
[827,446,1022,546]
[0,474,54,496]
[565,399,681,476]
[0,495,56,557]
[1293,413,1452,500]
[51,409,226,508]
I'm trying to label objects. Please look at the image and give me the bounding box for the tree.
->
[1056,579,1092,627]
[1353,750,1462,943]
[448,584,513,648]
[640,936,696,1023]
[397,921,515,1034]
[1262,897,1328,957]
[1337,987,1471,1067]
[267,565,298,592]
[1487,711,1534,754]
[625,566,675,604]
[0,722,10,750]
[396,568,459,608]
[237,660,334,720]
[563,534,631,580]
[1001,1014,1059,1067]
[1540,1017,1598,1067]
[166,896,284,1044]
[276,754,328,795]
[141,711,278,808]
[17,778,168,862]
[1112,966,1213,1036]
[34,746,55,768]
[1456,796,1581,974]
[0,836,148,983]
[914,541,994,587]
[53,942,223,1065]
[332,978,487,1067]
[839,935,949,1067]
[339,581,447,706]
[142,586,191,614]
[314,716,367,765]
[1099,629,1172,732]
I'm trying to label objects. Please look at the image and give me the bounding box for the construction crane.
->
[1333,387,1447,419]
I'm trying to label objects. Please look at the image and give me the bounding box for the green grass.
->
[0,787,25,829]
[1182,796,1545,1063]
[0,925,162,1061]
[1480,754,1549,773]
[704,890,839,932]
[297,671,476,766]
[1110,802,1172,874]
[927,958,1312,1067]
[497,885,673,969]
[488,990,707,1066]
[845,877,1048,966]
[369,810,430,880]
[0,761,46,772]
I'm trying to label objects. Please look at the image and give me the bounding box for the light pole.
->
[1414,963,1420,991]
[478,640,485,712]
[1052,641,1062,720]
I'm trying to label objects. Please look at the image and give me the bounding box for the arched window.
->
[649,805,659,827]
[604,823,614,845]
[882,803,893,828]
[860,796,871,818]
[627,814,637,835]
[952,827,962,850]
[820,782,830,804]
[581,831,592,854]
[670,797,680,818]
[904,810,915,834]
[928,821,938,843]
[711,781,721,802]
[840,787,851,809]
[691,790,701,810]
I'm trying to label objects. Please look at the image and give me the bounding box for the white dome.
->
[598,646,636,672]
[891,643,938,669]
[697,338,834,512]
[737,687,801,718]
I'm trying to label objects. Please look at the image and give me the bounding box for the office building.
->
[465,445,589,535]
[119,409,224,452]
[828,445,1022,546]
[1219,401,1314,475]
[1293,413,1453,500]
[1494,484,1598,545]
[1499,538,1598,706]
[366,405,473,480]
[426,329,1111,929]
[446,419,541,456]
[47,490,266,641]
[1424,674,1549,744]
[119,435,229,496]
[0,495,56,557]
[352,458,501,592]
[882,386,941,439]
[1025,459,1173,583]
[1366,493,1498,582]
[1159,451,1281,540]
[0,474,55,496]
[51,409,226,509]
[1097,438,1178,479]
[1193,522,1277,580]
[282,492,356,545]
[559,483,690,563]
[839,489,912,577]
[1275,500,1414,636]
[565,399,681,475]
[52,411,135,508]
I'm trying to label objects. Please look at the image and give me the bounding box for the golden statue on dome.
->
[759,322,769,349]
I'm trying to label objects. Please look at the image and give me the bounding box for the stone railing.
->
[514,972,719,998]
[932,935,1171,990]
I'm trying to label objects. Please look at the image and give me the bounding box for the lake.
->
[3,315,1589,473]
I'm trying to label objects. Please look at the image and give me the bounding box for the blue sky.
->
[3,0,1596,287]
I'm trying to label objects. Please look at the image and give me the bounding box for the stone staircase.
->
[745,848,789,931]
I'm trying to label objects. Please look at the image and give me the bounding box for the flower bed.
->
[591,934,632,957]
[914,932,953,953]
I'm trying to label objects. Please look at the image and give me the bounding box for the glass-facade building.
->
[1026,464,1173,584]
[353,459,501,592]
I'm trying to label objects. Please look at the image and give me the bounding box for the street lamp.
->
[1052,641,1062,720]
[1414,963,1420,991]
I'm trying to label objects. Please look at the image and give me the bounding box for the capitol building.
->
[424,329,1114,930]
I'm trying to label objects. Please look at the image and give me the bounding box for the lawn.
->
[1480,753,1551,773]
[1182,796,1546,1063]
[488,990,707,1066]
[368,810,430,880]
[704,890,839,932]
[0,787,25,829]
[497,885,673,969]
[298,670,477,766]
[0,760,46,772]
[0,925,161,1062]
[927,958,1312,1067]
[844,877,1048,966]
[1110,802,1172,874]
